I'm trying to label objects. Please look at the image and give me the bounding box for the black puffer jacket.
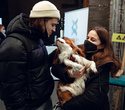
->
[0,13,54,110]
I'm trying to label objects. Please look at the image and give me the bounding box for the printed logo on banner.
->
[72,19,78,36]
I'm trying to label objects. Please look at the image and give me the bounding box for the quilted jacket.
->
[0,13,54,110]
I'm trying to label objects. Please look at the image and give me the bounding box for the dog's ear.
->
[70,41,86,57]
[71,39,75,43]
[70,41,79,52]
[77,48,86,57]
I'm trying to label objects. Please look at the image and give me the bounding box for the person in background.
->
[0,24,6,44]
[52,26,121,110]
[0,1,60,110]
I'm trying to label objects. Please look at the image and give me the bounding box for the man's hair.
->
[24,17,52,32]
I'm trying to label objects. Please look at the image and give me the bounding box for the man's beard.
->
[41,29,53,45]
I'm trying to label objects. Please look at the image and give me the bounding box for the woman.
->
[52,26,121,110]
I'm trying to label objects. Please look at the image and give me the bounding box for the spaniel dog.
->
[53,37,97,106]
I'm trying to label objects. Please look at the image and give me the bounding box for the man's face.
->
[45,18,58,37]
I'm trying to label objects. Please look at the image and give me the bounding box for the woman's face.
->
[87,30,104,49]
[45,18,58,37]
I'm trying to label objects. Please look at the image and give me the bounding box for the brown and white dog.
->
[53,37,97,106]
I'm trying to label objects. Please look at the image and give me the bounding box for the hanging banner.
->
[112,33,125,43]
[64,8,89,45]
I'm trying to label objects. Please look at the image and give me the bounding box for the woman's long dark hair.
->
[91,27,121,77]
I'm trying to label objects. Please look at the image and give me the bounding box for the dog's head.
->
[56,37,75,53]
[53,37,85,64]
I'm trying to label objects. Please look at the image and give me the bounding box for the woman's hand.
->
[68,66,86,78]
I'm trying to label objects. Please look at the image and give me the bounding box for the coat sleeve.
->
[63,63,111,110]
[0,38,27,109]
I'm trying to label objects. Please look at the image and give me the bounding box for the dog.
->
[53,37,97,106]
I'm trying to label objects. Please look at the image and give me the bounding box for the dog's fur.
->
[53,37,97,105]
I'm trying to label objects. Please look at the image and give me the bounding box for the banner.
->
[64,8,89,45]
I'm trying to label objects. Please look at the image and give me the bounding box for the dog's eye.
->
[60,41,64,44]
[57,39,64,44]
[62,37,65,39]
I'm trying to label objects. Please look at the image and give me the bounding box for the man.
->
[0,1,60,110]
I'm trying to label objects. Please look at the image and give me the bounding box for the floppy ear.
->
[71,41,86,57]
[71,39,75,43]
[70,41,79,52]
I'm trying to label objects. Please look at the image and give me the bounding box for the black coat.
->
[52,62,111,110]
[0,13,54,110]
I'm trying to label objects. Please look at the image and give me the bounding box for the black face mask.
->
[84,40,97,52]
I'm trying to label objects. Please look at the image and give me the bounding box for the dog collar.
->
[70,55,75,62]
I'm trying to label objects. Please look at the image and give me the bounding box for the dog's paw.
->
[69,64,83,75]
[72,54,81,63]
[90,61,97,73]
[73,64,83,71]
